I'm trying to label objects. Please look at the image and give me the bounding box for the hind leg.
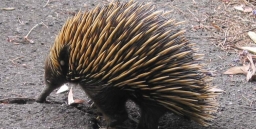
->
[101,98,128,128]
[137,104,166,129]
[81,86,128,128]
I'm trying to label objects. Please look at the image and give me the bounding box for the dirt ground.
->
[0,0,256,129]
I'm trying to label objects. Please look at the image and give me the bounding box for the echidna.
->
[36,1,221,129]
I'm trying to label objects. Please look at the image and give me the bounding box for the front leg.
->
[81,85,128,128]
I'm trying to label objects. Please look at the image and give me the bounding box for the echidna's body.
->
[37,1,221,129]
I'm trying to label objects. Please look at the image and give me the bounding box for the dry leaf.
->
[67,87,85,105]
[223,65,249,75]
[240,47,256,54]
[244,7,253,13]
[56,84,69,94]
[68,87,74,105]
[248,31,256,43]
[246,69,253,81]
[234,5,244,11]
[246,54,256,81]
[211,22,221,31]
[209,87,223,92]
[73,99,85,104]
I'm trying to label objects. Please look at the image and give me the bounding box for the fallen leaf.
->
[252,55,256,59]
[73,99,85,104]
[246,69,253,81]
[248,31,256,44]
[234,5,244,11]
[222,0,229,3]
[68,87,74,105]
[240,47,256,54]
[223,65,249,75]
[246,54,256,81]
[209,87,223,92]
[211,22,221,31]
[244,7,253,13]
[67,87,85,105]
[56,84,69,94]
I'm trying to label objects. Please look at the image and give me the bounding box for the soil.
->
[0,0,255,129]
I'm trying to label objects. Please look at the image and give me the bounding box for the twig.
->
[169,5,185,15]
[43,0,50,7]
[9,57,23,65]
[24,22,48,43]
[187,9,199,22]
[24,22,41,43]
[222,28,229,46]
[187,36,216,39]
[17,16,24,25]
[7,22,47,44]
[0,97,35,104]
[242,94,252,106]
[192,0,197,4]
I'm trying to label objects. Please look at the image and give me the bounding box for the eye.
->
[60,60,65,66]
[46,80,51,83]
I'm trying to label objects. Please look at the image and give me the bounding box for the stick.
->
[43,0,50,7]
[24,22,47,43]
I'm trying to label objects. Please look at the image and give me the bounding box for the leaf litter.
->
[224,50,256,81]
